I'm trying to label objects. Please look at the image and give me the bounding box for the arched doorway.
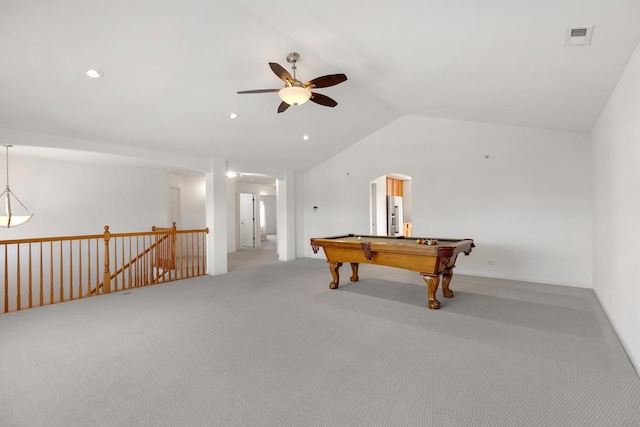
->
[370,173,412,237]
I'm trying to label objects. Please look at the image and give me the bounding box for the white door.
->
[239,193,255,248]
[169,187,181,227]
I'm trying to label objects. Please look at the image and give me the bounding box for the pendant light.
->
[0,144,34,228]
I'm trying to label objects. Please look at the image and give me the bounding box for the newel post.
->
[103,225,111,293]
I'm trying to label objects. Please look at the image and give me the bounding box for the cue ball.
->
[357,236,362,241]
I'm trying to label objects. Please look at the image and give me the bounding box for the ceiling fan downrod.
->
[286,52,301,84]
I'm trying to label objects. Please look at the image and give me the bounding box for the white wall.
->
[1,154,173,239]
[591,41,640,371]
[0,154,206,242]
[226,178,237,252]
[303,115,592,287]
[262,195,277,235]
[181,174,206,229]
[371,175,386,235]
[168,173,206,230]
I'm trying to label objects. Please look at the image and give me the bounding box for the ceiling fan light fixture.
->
[237,53,346,113]
[279,86,311,106]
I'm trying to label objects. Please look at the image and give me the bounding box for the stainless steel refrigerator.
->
[387,195,403,236]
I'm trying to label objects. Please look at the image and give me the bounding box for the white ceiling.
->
[1,0,639,179]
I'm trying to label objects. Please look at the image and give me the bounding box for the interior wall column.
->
[205,157,228,275]
[276,170,296,261]
[226,177,237,253]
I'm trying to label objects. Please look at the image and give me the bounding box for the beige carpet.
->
[1,241,639,426]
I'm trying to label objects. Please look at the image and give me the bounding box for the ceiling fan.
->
[237,52,347,113]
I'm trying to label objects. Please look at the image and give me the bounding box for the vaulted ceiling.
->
[1,0,639,175]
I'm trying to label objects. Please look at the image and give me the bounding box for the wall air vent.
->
[566,26,594,46]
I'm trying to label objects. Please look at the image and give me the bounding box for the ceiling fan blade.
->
[309,92,338,108]
[269,63,294,84]
[237,89,280,94]
[305,74,347,89]
[277,101,290,113]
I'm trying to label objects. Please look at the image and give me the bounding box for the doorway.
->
[239,193,255,248]
[169,186,181,228]
[260,195,277,241]
[370,174,412,237]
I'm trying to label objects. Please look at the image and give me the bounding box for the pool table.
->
[310,234,474,309]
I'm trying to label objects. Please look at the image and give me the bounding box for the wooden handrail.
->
[1,225,209,314]
[151,222,177,233]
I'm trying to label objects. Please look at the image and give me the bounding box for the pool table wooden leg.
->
[441,266,455,298]
[420,273,441,309]
[329,262,343,289]
[349,263,359,282]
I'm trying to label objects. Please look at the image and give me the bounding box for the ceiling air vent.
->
[566,26,594,46]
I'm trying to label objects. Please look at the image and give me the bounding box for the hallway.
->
[228,234,277,271]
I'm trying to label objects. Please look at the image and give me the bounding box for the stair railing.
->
[1,225,209,314]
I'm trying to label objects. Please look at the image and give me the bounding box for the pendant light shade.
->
[0,145,33,228]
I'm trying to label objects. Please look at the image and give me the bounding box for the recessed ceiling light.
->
[303,135,310,141]
[85,68,103,79]
[229,112,238,119]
